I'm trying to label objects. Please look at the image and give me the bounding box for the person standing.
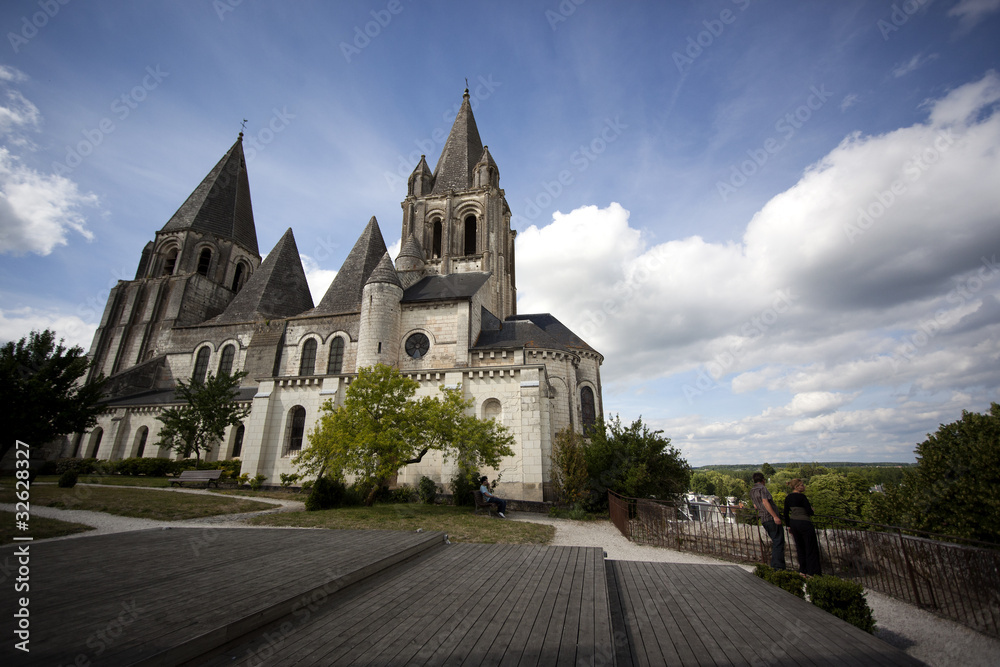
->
[750,472,785,569]
[479,476,507,518]
[783,478,822,576]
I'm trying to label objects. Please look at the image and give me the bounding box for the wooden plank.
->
[613,560,699,667]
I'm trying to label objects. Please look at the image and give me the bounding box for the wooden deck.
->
[1,528,924,666]
[0,527,446,666]
[607,561,924,666]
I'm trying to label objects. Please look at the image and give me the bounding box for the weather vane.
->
[240,118,248,132]
[465,77,468,89]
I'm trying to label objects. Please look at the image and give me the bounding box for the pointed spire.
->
[396,232,424,263]
[160,135,259,255]
[313,216,389,314]
[431,89,484,194]
[408,154,434,197]
[215,228,313,323]
[366,252,402,288]
[473,145,500,189]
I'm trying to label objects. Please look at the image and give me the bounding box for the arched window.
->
[327,337,345,374]
[232,425,245,458]
[135,427,148,458]
[218,344,236,376]
[482,398,502,421]
[299,338,317,376]
[88,428,104,458]
[581,386,596,433]
[197,248,212,277]
[464,215,477,255]
[432,219,442,258]
[163,247,178,276]
[192,347,211,384]
[231,263,244,292]
[286,406,306,453]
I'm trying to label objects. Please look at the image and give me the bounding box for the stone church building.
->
[68,90,604,501]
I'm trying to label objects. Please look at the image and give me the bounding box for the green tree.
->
[0,329,106,462]
[806,473,866,522]
[908,403,1000,542]
[550,427,589,506]
[761,462,776,478]
[583,415,691,509]
[155,371,249,461]
[297,364,514,505]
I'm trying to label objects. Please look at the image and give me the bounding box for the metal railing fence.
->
[607,490,1000,639]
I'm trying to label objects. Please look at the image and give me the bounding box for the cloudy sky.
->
[1,1,999,465]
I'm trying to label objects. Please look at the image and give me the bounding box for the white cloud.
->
[948,0,1000,32]
[0,73,98,256]
[891,53,938,78]
[839,93,859,111]
[517,72,1000,462]
[0,307,98,351]
[300,254,337,304]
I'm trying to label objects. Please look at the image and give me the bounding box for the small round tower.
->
[357,252,404,368]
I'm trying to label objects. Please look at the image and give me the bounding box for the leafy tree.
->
[583,415,691,509]
[907,403,1000,542]
[862,477,913,527]
[0,329,106,462]
[550,427,589,506]
[761,462,776,478]
[155,371,249,461]
[297,364,514,506]
[807,473,867,522]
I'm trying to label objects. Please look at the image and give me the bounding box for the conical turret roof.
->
[314,216,389,314]
[160,135,259,255]
[366,252,402,288]
[215,228,312,323]
[397,232,424,261]
[431,89,484,194]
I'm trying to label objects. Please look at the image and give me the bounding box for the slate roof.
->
[366,252,402,287]
[313,216,388,315]
[431,90,484,194]
[160,135,259,255]
[102,386,257,408]
[397,232,424,262]
[474,313,599,355]
[402,272,491,303]
[215,228,313,323]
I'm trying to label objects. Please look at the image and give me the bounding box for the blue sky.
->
[2,1,999,465]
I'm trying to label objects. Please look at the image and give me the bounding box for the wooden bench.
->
[170,469,222,488]
[472,490,499,517]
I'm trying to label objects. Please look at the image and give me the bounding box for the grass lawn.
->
[212,488,305,502]
[248,503,556,544]
[0,485,275,521]
[0,510,94,545]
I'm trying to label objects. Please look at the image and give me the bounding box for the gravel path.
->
[8,490,997,666]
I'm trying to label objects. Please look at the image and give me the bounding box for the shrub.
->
[384,485,416,504]
[551,427,589,507]
[249,474,266,491]
[55,458,100,475]
[305,475,360,510]
[58,469,78,488]
[279,473,300,488]
[753,564,805,598]
[806,576,876,634]
[418,476,437,504]
[450,464,480,507]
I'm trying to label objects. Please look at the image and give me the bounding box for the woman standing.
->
[783,478,822,576]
